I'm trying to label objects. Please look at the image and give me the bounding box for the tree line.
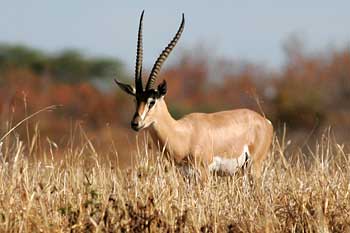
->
[0,44,127,83]
[0,42,349,147]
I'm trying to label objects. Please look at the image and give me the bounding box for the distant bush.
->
[0,43,127,83]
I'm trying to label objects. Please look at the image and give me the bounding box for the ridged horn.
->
[146,13,185,90]
[135,10,144,93]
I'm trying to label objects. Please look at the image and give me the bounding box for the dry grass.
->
[0,127,349,233]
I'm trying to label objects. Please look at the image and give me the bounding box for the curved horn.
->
[135,10,144,93]
[146,13,185,90]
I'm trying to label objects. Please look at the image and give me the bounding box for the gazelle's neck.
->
[147,98,190,161]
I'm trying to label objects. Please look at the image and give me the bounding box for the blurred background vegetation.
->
[0,40,349,157]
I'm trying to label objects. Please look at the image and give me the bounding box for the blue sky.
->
[1,1,349,70]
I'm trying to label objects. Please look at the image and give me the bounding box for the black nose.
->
[131,113,141,131]
[131,121,139,129]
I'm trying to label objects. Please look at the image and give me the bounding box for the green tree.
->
[0,44,48,73]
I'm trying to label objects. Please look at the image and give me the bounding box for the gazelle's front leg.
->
[178,163,199,178]
[209,145,251,175]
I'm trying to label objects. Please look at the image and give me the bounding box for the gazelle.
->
[115,11,273,177]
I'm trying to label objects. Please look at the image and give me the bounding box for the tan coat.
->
[146,99,273,177]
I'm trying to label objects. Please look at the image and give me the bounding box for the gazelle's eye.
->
[149,99,156,108]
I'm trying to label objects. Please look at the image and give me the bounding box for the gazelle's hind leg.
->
[209,145,251,175]
[250,128,273,178]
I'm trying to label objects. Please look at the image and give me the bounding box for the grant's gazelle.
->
[115,11,273,177]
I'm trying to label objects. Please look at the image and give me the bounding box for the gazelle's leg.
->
[179,164,197,177]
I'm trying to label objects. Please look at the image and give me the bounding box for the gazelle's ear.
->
[157,80,167,97]
[114,79,136,96]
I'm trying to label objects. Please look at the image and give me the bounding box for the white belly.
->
[209,144,250,175]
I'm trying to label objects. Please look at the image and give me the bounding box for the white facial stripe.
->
[140,98,157,120]
[139,104,149,120]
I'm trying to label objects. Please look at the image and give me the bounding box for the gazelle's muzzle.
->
[131,113,143,131]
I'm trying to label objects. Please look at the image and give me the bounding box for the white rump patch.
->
[209,145,251,175]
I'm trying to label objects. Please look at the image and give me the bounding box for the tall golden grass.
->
[0,120,349,232]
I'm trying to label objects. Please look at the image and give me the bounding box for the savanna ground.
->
[0,118,349,232]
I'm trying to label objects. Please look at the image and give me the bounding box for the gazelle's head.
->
[115,11,185,131]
